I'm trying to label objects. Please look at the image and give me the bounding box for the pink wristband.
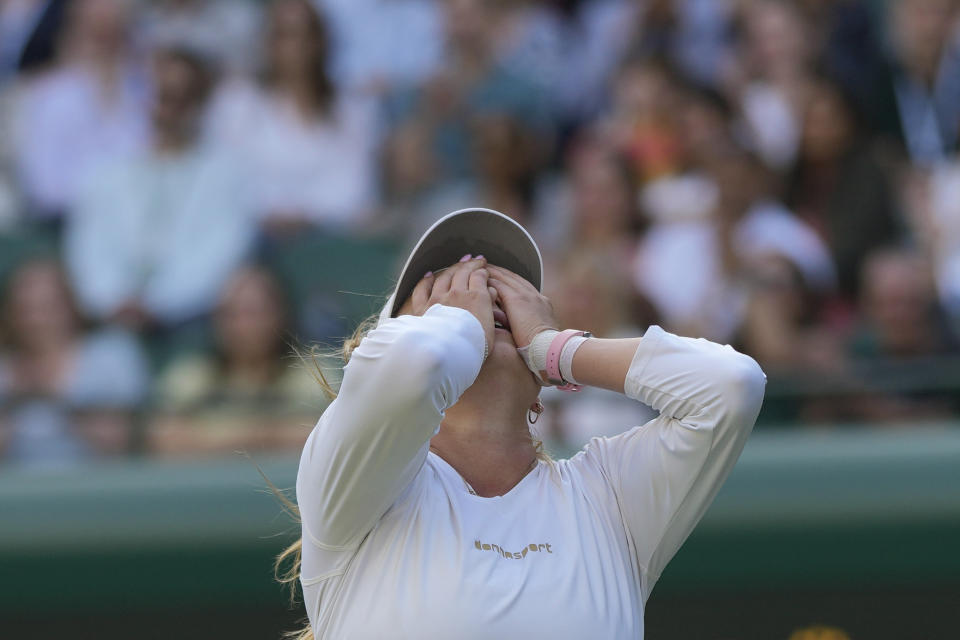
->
[545,329,589,392]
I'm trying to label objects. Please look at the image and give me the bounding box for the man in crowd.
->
[64,42,255,333]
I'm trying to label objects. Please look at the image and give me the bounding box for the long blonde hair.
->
[273,312,552,639]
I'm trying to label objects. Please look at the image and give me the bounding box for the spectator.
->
[534,135,643,270]
[635,147,834,342]
[675,82,739,170]
[490,0,565,110]
[852,249,956,360]
[786,77,903,304]
[534,0,639,125]
[413,112,543,234]
[0,0,64,226]
[565,139,642,253]
[148,265,331,456]
[799,0,883,101]
[312,0,442,93]
[737,254,843,373]
[549,247,657,347]
[0,258,149,467]
[208,0,379,234]
[64,44,254,331]
[0,0,49,80]
[621,0,736,90]
[0,0,956,440]
[138,0,262,76]
[487,0,662,129]
[602,58,684,185]
[385,0,551,185]
[853,0,960,164]
[846,248,960,421]
[730,0,815,170]
[380,119,441,230]
[11,0,148,222]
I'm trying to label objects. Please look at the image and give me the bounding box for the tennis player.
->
[288,208,766,638]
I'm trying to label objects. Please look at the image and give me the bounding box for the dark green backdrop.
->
[3,427,958,639]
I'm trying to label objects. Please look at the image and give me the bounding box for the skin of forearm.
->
[569,337,644,394]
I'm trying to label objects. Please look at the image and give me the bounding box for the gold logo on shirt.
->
[474,539,553,560]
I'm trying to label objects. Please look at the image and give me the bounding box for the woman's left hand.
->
[487,265,558,348]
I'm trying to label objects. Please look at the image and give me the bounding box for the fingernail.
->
[475,255,485,260]
[459,254,472,263]
[424,271,433,277]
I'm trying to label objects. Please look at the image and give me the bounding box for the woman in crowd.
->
[12,0,147,222]
[786,77,902,305]
[0,258,148,465]
[148,265,330,456]
[731,0,815,170]
[207,0,379,233]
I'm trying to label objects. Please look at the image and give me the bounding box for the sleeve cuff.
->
[623,325,667,399]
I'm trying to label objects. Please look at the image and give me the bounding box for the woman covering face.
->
[284,208,766,639]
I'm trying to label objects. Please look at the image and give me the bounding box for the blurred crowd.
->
[2,0,960,466]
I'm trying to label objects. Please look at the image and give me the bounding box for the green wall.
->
[2,427,958,639]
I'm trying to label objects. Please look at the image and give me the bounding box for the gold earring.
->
[527,399,545,424]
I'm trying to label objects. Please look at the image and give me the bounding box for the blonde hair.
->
[274,312,551,639]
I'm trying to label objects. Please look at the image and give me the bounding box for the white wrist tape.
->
[558,335,588,385]
[517,330,558,375]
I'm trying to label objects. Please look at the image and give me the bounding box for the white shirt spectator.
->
[208,81,380,229]
[313,0,442,92]
[740,82,801,170]
[12,64,148,218]
[137,0,263,76]
[64,146,255,324]
[634,198,835,342]
[0,0,47,80]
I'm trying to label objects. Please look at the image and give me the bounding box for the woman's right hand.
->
[396,255,496,355]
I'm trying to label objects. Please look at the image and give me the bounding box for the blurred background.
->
[0,0,959,638]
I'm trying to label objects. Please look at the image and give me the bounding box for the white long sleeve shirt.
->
[206,84,379,228]
[64,147,255,323]
[13,65,148,217]
[297,304,766,639]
